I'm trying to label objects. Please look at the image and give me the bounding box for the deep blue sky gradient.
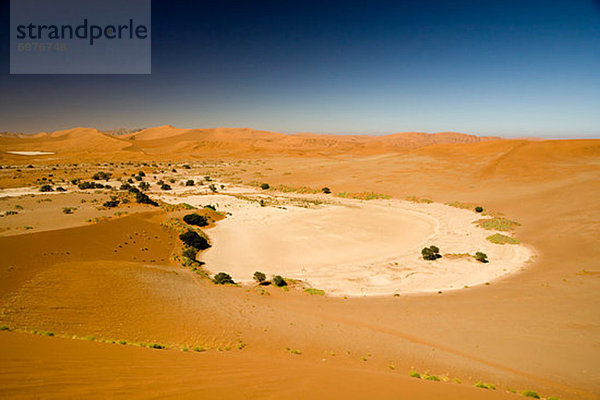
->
[1,0,599,137]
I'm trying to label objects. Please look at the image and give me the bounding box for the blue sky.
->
[1,0,599,137]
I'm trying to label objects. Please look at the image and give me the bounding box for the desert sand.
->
[0,127,598,400]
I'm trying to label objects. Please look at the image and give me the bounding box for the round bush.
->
[179,230,211,250]
[253,271,266,283]
[273,275,287,287]
[213,272,235,285]
[183,213,209,227]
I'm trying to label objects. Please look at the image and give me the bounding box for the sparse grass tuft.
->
[406,196,433,204]
[486,233,520,245]
[425,375,440,381]
[474,382,496,390]
[476,216,520,231]
[304,288,325,296]
[409,370,421,379]
[521,390,540,398]
[193,346,206,352]
[285,347,302,355]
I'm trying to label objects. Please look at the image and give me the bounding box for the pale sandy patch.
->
[5,151,55,155]
[159,188,533,296]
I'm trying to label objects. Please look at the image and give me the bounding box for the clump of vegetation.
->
[409,371,421,379]
[476,216,520,231]
[253,271,266,284]
[421,245,442,260]
[285,347,302,355]
[139,181,150,191]
[474,382,496,390]
[62,207,76,214]
[486,233,520,245]
[160,183,172,191]
[135,192,158,206]
[78,181,105,190]
[475,206,484,212]
[204,205,216,211]
[337,192,391,200]
[445,200,477,209]
[40,184,54,192]
[92,171,112,181]
[273,275,287,287]
[425,375,440,381]
[213,272,235,285]
[304,288,324,296]
[521,390,540,398]
[103,199,119,208]
[183,213,209,227]
[321,187,331,194]
[181,247,198,261]
[179,230,211,250]
[148,343,165,349]
[474,251,488,263]
[260,183,270,190]
[185,179,195,186]
[56,187,66,192]
[406,196,433,204]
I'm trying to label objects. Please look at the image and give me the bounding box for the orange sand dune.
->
[0,127,598,399]
[1,125,505,160]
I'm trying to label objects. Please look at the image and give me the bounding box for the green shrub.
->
[422,245,441,260]
[179,230,211,250]
[213,272,235,285]
[56,187,66,192]
[521,390,540,398]
[149,343,165,349]
[273,275,287,287]
[321,187,331,194]
[185,179,195,186]
[253,271,266,283]
[103,200,119,208]
[425,375,440,381]
[183,213,209,227]
[92,171,112,181]
[474,251,488,263]
[135,192,158,206]
[160,183,172,191]
[409,371,421,379]
[182,247,198,260]
[62,207,76,214]
[475,206,484,212]
[78,181,104,190]
[40,184,54,192]
[260,183,270,190]
[139,182,150,191]
[204,205,216,211]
